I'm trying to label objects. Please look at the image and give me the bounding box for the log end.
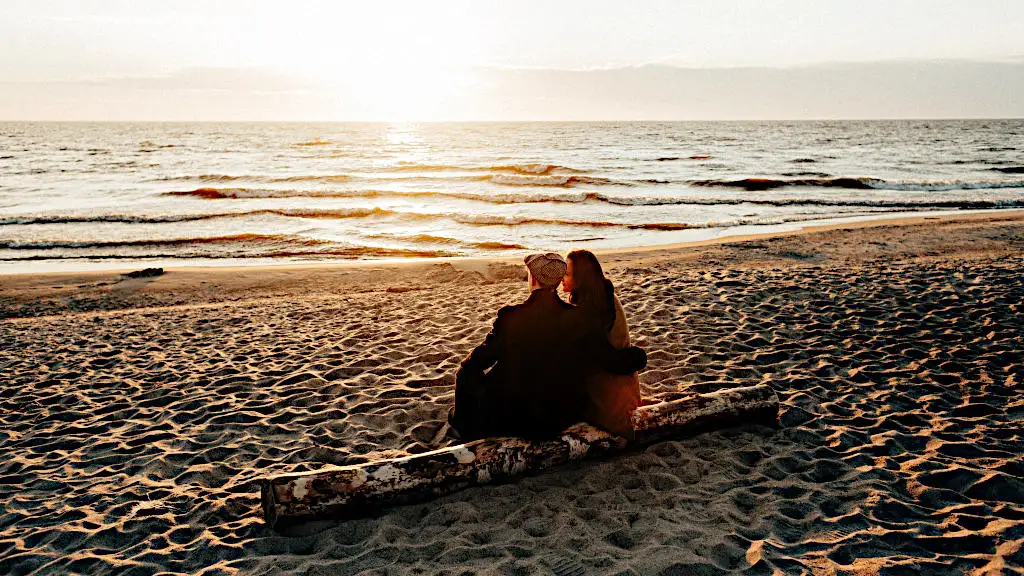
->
[632,383,780,443]
[261,479,280,529]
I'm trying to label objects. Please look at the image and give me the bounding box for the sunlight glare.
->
[292,2,486,121]
[355,63,476,122]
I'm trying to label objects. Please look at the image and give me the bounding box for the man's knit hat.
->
[524,252,567,288]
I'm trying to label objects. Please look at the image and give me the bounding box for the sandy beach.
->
[1,211,1022,575]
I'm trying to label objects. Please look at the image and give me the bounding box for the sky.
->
[2,0,1024,120]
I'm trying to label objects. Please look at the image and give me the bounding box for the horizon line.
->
[3,117,1023,123]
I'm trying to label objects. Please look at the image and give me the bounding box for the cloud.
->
[98,67,315,92]
[18,67,317,93]
[2,60,1022,120]
[468,59,1024,120]
[0,68,335,121]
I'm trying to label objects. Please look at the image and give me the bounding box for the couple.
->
[449,250,647,441]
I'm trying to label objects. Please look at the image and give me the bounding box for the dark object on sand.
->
[260,383,779,528]
[122,268,164,279]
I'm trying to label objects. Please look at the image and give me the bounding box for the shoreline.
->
[2,208,1022,323]
[4,207,1023,280]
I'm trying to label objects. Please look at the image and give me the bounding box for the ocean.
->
[1,120,1023,273]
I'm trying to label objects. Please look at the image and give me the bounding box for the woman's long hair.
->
[567,249,616,333]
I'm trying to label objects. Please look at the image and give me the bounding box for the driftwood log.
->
[261,383,779,528]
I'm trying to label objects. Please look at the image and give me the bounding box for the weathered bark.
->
[261,383,778,527]
[632,381,780,442]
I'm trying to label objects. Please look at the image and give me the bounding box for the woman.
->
[562,250,642,438]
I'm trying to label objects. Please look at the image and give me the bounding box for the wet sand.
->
[1,211,1022,575]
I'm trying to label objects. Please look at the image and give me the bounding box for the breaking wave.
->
[157,174,1024,193]
[364,233,528,251]
[651,155,712,161]
[7,198,1024,230]
[385,163,583,175]
[3,211,945,264]
[691,177,1024,192]
[0,233,331,250]
[153,164,592,185]
[25,231,527,254]
[482,173,618,187]
[0,207,405,226]
[162,187,602,202]
[0,233,457,259]
[152,187,1024,211]
[0,209,735,233]
[155,174,355,184]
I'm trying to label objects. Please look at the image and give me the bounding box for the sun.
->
[354,63,477,122]
[281,3,489,122]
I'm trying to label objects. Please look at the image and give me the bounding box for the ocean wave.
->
[0,208,700,231]
[780,172,833,178]
[15,205,1020,263]
[691,177,1024,192]
[8,196,1023,230]
[483,173,619,187]
[596,197,1024,210]
[156,186,1024,210]
[0,214,225,226]
[364,233,528,251]
[6,213,918,261]
[166,188,242,199]
[156,173,1024,193]
[0,207,402,226]
[155,174,353,184]
[386,162,583,175]
[1,248,454,261]
[273,175,352,183]
[153,163,585,183]
[0,233,456,259]
[162,187,601,203]
[154,172,621,188]
[148,163,623,188]
[442,213,846,231]
[0,207,630,229]
[156,174,246,182]
[692,177,881,191]
[0,233,332,250]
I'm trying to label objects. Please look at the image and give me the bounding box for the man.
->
[449,253,645,440]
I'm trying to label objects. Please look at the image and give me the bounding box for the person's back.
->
[480,288,586,436]
[451,253,586,440]
[563,250,643,438]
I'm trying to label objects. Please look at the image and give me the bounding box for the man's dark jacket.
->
[452,287,645,440]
